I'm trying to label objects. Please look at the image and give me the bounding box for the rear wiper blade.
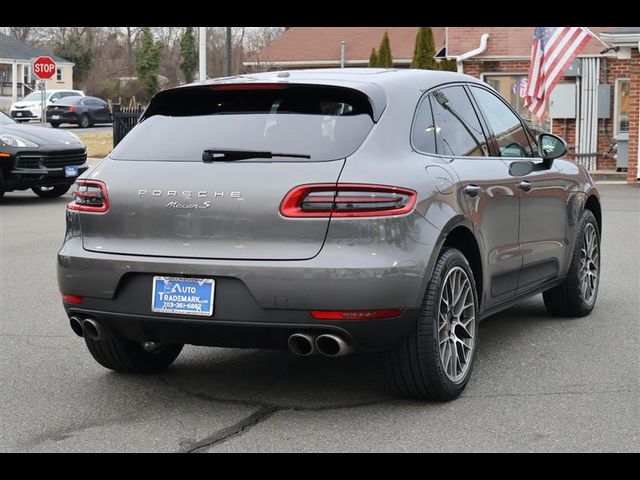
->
[202,149,311,162]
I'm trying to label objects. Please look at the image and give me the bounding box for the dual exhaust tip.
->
[69,316,103,340]
[288,333,353,357]
[71,317,350,357]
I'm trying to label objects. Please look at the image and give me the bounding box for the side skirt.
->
[478,277,564,321]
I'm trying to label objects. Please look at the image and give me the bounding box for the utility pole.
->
[340,41,346,68]
[199,27,207,81]
[226,27,233,76]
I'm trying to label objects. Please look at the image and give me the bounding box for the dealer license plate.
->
[65,166,79,177]
[151,276,215,316]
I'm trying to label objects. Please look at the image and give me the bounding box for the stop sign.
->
[32,56,57,80]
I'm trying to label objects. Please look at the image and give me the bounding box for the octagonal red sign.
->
[32,56,57,80]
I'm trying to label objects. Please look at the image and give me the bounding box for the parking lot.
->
[0,184,638,452]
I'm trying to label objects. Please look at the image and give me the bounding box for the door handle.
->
[518,181,532,192]
[463,185,482,197]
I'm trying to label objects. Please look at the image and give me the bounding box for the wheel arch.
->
[425,216,484,306]
[584,194,602,235]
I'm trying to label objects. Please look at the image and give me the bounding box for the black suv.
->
[0,111,88,198]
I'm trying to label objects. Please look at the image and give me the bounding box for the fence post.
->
[112,103,121,148]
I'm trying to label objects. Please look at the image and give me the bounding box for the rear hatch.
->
[79,83,378,260]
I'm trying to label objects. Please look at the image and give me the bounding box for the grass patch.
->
[75,131,113,158]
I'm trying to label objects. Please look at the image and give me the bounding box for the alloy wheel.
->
[579,223,599,305]
[438,266,476,383]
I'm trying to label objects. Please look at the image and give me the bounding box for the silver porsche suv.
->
[58,69,602,401]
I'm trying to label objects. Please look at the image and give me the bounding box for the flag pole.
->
[583,27,612,50]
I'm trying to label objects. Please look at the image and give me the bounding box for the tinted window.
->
[111,85,375,162]
[61,92,81,98]
[471,86,534,158]
[61,96,84,105]
[412,95,437,154]
[430,86,488,157]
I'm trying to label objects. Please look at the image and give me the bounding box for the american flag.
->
[524,27,592,119]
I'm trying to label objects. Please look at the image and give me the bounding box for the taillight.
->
[65,107,76,112]
[310,309,404,320]
[67,179,109,213]
[280,184,417,218]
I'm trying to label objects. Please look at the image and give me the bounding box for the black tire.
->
[85,335,183,374]
[383,247,479,401]
[31,184,71,198]
[79,114,91,128]
[0,170,5,198]
[49,121,61,128]
[543,209,600,317]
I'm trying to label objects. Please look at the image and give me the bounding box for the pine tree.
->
[411,27,437,70]
[368,48,379,67]
[135,27,163,100]
[438,58,458,72]
[377,32,393,68]
[180,27,197,84]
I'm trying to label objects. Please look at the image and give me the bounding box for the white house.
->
[0,32,75,109]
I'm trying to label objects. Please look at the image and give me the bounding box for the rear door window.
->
[429,86,489,157]
[110,85,376,162]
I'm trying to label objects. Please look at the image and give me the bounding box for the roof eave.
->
[243,58,413,67]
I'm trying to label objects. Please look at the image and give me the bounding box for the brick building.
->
[445,27,639,183]
[246,27,639,183]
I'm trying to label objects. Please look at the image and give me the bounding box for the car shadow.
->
[130,295,560,410]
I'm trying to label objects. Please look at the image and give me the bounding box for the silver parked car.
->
[57,69,601,401]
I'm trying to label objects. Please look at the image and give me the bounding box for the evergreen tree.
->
[368,48,379,67]
[180,27,197,84]
[54,34,94,83]
[411,27,437,70]
[377,32,393,68]
[438,58,458,72]
[135,27,163,100]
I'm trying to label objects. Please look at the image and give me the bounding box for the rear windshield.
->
[109,85,376,162]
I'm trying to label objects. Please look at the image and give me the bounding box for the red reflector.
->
[280,184,417,218]
[210,83,287,90]
[310,309,404,320]
[67,179,109,213]
[62,294,84,304]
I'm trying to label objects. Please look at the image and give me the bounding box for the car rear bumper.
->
[46,111,80,123]
[58,210,442,350]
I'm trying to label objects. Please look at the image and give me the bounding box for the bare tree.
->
[243,27,285,72]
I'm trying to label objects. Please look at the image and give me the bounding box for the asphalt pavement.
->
[0,184,638,452]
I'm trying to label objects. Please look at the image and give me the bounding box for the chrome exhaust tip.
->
[315,334,354,357]
[82,318,103,341]
[69,316,84,337]
[288,333,317,356]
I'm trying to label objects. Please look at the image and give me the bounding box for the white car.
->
[10,89,85,122]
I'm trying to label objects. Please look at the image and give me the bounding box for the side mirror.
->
[50,98,58,103]
[537,133,567,162]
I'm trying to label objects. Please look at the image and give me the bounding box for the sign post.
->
[31,56,57,126]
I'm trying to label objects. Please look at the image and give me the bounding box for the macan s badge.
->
[138,190,244,209]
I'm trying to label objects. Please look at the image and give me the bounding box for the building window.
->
[482,73,551,135]
[614,78,630,138]
[56,68,63,81]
